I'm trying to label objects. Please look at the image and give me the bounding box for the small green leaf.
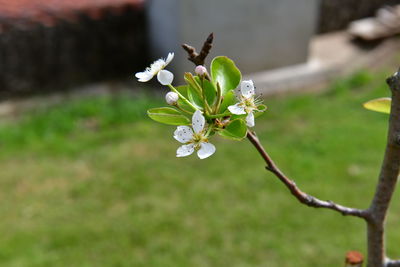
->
[211,56,241,96]
[184,73,204,109]
[255,104,267,118]
[187,85,204,109]
[363,97,391,114]
[147,107,190,125]
[219,91,237,113]
[195,77,217,106]
[218,119,247,140]
[257,104,267,112]
[184,73,200,93]
[175,85,188,97]
[177,98,194,112]
[174,85,196,112]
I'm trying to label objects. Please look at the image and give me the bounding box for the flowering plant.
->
[134,34,400,266]
[136,49,266,159]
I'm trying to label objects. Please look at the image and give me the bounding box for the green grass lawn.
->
[1,70,400,267]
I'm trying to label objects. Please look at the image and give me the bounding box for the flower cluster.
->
[136,53,266,159]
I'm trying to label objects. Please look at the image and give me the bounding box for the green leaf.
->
[147,107,190,125]
[218,119,247,140]
[175,85,188,98]
[195,77,217,106]
[174,85,196,112]
[187,85,204,109]
[219,91,237,113]
[184,73,200,93]
[177,98,194,113]
[175,85,190,110]
[211,56,241,96]
[255,104,267,118]
[363,97,391,114]
[257,104,267,112]
[184,73,204,109]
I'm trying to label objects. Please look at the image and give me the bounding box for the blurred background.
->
[1,0,400,266]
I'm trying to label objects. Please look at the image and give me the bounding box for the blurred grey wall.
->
[147,0,319,75]
[1,0,398,99]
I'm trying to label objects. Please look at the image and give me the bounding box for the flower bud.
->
[195,65,207,76]
[165,91,179,105]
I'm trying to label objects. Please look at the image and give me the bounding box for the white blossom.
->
[165,91,179,105]
[228,80,261,127]
[174,110,216,159]
[135,53,174,85]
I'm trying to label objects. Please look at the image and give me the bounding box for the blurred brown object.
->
[349,5,400,40]
[318,0,400,33]
[345,251,364,267]
[0,0,147,98]
[0,0,144,21]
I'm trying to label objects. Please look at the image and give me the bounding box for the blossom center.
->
[240,97,257,113]
[191,132,208,147]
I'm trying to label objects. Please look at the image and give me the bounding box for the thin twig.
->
[246,131,369,219]
[182,33,214,66]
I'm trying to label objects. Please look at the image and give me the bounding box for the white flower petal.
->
[135,71,153,82]
[157,69,174,85]
[234,88,242,99]
[150,59,165,73]
[246,112,255,127]
[192,110,205,134]
[228,103,246,115]
[241,80,255,98]
[177,144,195,157]
[197,142,216,159]
[173,126,194,143]
[165,52,174,65]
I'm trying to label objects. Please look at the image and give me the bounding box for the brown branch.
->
[182,33,214,66]
[246,131,369,219]
[365,69,400,267]
[245,68,400,267]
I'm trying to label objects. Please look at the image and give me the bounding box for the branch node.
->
[303,194,313,205]
[386,70,400,91]
[265,166,273,172]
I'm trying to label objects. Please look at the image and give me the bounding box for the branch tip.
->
[181,33,214,66]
